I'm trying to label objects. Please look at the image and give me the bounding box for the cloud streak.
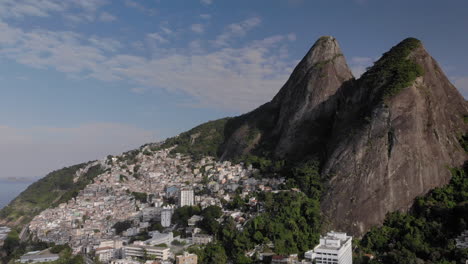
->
[349,56,374,78]
[0,17,296,111]
[0,0,108,22]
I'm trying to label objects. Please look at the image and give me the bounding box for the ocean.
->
[0,181,32,209]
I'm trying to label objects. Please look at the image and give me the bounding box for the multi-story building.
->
[176,252,198,264]
[95,246,115,263]
[187,215,203,226]
[19,249,60,263]
[111,260,140,264]
[146,231,173,246]
[161,208,172,227]
[304,231,352,264]
[178,187,194,207]
[192,234,213,245]
[456,230,468,249]
[123,244,170,261]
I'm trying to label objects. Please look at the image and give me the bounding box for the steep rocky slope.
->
[321,38,468,235]
[221,36,353,160]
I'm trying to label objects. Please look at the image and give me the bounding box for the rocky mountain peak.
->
[322,37,468,235]
[270,36,354,157]
[301,36,344,67]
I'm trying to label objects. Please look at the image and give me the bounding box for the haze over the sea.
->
[0,180,32,209]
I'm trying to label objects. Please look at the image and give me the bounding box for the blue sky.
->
[0,0,467,181]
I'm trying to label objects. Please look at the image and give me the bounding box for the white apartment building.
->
[192,233,213,245]
[146,231,174,246]
[161,207,172,227]
[95,247,115,263]
[19,249,60,263]
[178,187,194,207]
[304,231,352,264]
[123,244,170,261]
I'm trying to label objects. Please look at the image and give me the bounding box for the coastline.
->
[0,180,32,210]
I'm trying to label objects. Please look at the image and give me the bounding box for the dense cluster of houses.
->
[25,145,285,263]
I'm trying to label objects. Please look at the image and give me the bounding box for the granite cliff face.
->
[221,36,353,160]
[321,39,468,235]
[221,37,468,236]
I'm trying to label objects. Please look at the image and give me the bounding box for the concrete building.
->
[123,244,170,261]
[176,252,198,264]
[161,207,172,227]
[19,249,60,263]
[187,215,203,226]
[304,231,352,264]
[192,233,213,245]
[111,260,141,264]
[95,246,115,263]
[178,187,194,207]
[456,230,468,249]
[146,231,173,246]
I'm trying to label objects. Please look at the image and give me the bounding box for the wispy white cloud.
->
[89,36,122,52]
[124,0,156,15]
[147,32,169,44]
[200,0,213,5]
[131,87,148,94]
[160,26,173,35]
[287,33,297,41]
[0,0,108,22]
[214,17,262,47]
[200,14,211,20]
[191,24,205,34]
[0,17,295,111]
[349,56,374,78]
[0,123,157,179]
[99,11,116,22]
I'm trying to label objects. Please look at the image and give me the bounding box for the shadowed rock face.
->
[322,43,468,236]
[270,36,354,157]
[221,37,467,236]
[221,36,354,160]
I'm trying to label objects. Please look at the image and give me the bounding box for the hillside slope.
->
[0,162,104,228]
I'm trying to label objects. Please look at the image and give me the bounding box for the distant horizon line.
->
[0,177,39,183]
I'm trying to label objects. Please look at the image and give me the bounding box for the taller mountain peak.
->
[322,37,468,235]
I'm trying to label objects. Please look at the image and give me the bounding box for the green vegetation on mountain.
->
[188,242,228,264]
[158,118,231,159]
[355,165,468,264]
[216,191,321,263]
[459,134,468,153]
[360,37,424,101]
[0,163,104,228]
[172,206,202,227]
